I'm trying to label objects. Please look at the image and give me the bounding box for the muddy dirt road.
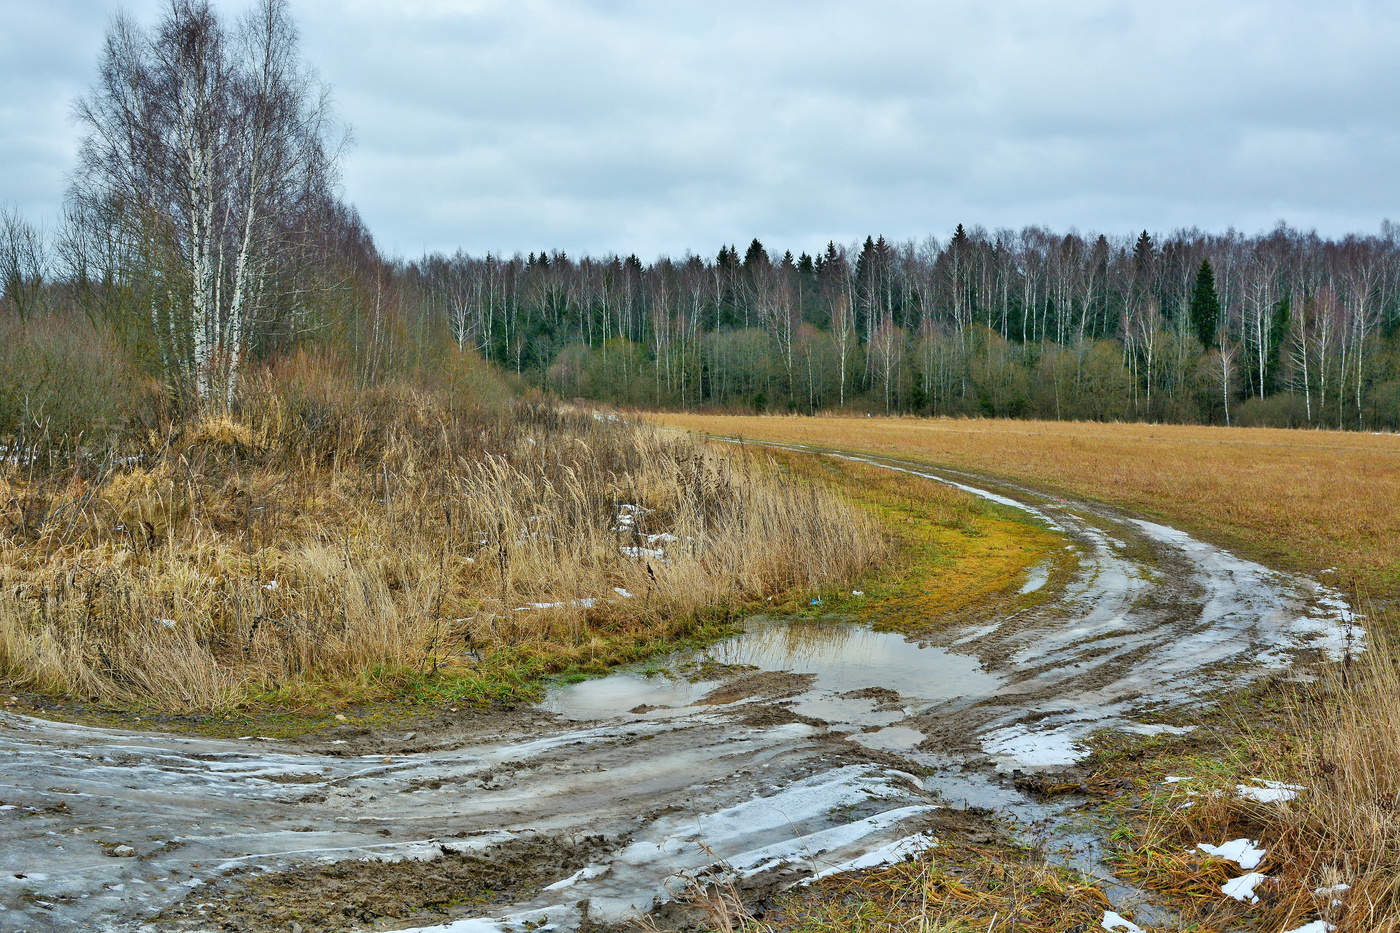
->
[0,451,1357,932]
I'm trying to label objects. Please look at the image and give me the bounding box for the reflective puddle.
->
[709,620,1001,700]
[540,672,718,721]
[543,618,1002,730]
[1019,560,1052,594]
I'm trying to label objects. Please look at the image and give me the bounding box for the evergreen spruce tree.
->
[856,236,877,284]
[1189,259,1221,347]
[1133,230,1154,273]
[1265,295,1291,393]
[743,238,769,270]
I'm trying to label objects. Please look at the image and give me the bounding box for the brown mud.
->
[159,834,617,932]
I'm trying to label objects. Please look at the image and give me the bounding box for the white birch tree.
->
[71,0,337,406]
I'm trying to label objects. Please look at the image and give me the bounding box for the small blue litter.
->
[810,597,823,606]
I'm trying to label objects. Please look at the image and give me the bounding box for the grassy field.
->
[762,447,1066,629]
[650,413,1400,604]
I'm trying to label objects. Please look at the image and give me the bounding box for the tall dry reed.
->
[0,359,887,712]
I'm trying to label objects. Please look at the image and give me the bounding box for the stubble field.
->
[650,413,1400,605]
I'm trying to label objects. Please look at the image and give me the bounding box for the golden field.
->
[650,413,1400,603]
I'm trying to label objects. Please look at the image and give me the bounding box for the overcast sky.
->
[4,0,1399,260]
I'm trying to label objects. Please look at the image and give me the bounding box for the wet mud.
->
[158,833,615,932]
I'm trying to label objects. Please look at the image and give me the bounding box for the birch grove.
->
[69,0,336,406]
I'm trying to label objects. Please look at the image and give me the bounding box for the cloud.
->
[4,0,1398,259]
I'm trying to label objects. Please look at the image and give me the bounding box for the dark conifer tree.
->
[1133,230,1154,274]
[743,238,769,270]
[1266,295,1291,392]
[1189,259,1221,347]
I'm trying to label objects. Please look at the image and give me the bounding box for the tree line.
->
[400,226,1400,429]
[2,0,1399,435]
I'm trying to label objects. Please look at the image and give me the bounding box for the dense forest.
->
[2,0,1399,436]
[402,226,1400,428]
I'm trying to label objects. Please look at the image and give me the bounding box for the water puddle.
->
[540,672,718,721]
[544,618,1002,728]
[711,620,1002,700]
[850,725,926,751]
[1019,560,1052,594]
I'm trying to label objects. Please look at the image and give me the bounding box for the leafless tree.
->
[0,207,47,320]
[70,0,339,405]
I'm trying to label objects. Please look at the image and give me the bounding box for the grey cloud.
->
[3,0,1398,261]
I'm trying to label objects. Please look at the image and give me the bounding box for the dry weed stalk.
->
[1266,623,1400,931]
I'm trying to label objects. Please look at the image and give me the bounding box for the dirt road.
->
[0,449,1356,932]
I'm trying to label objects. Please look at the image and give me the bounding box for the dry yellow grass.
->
[1274,633,1400,931]
[0,367,889,715]
[665,837,1111,933]
[763,448,1066,630]
[780,846,1110,933]
[650,413,1400,601]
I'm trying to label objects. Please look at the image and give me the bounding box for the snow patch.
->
[389,919,509,933]
[1121,722,1194,738]
[513,598,598,612]
[1197,838,1265,870]
[612,503,652,530]
[543,862,609,891]
[1221,871,1268,903]
[1237,779,1303,803]
[1102,910,1145,933]
[982,722,1085,767]
[806,832,934,882]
